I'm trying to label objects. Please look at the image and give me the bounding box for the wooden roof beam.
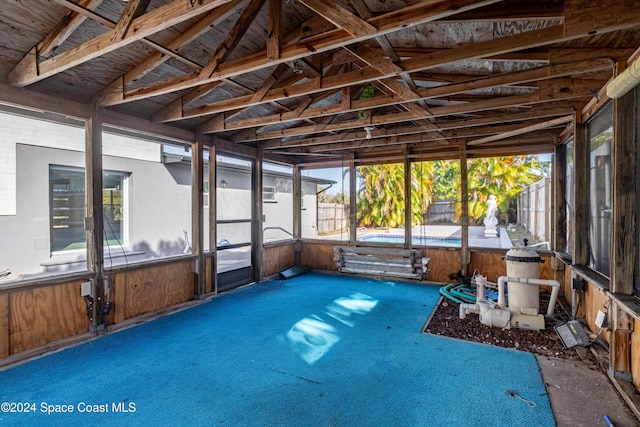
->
[9,0,234,87]
[104,0,502,105]
[198,0,267,80]
[259,109,573,149]
[38,0,105,57]
[437,2,564,23]
[266,119,562,153]
[467,115,574,146]
[111,0,152,41]
[194,58,610,132]
[101,0,242,95]
[242,82,592,142]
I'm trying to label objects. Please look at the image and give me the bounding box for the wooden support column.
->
[209,142,217,294]
[609,84,637,381]
[404,155,412,250]
[611,88,637,294]
[553,143,567,252]
[192,135,205,298]
[349,160,357,244]
[293,164,301,264]
[253,150,264,281]
[460,142,469,275]
[86,102,104,332]
[573,122,589,266]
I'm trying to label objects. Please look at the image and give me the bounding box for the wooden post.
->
[404,155,412,250]
[610,88,637,295]
[86,102,104,332]
[609,84,637,381]
[460,142,469,275]
[293,164,301,264]
[192,134,205,298]
[553,144,567,252]
[573,122,589,266]
[349,158,357,244]
[209,142,217,294]
[253,149,263,281]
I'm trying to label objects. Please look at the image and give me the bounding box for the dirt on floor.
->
[423,292,600,363]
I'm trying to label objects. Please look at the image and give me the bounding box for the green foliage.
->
[467,155,547,224]
[355,156,548,228]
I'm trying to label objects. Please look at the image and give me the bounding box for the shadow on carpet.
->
[0,272,554,426]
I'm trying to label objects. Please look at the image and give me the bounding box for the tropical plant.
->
[467,155,547,224]
[355,156,547,228]
[356,162,436,227]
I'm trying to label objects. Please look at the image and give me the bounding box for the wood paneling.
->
[584,282,610,344]
[631,319,640,388]
[563,262,573,299]
[204,257,214,294]
[263,243,295,277]
[111,260,193,324]
[421,248,460,283]
[8,281,87,354]
[301,242,339,271]
[468,251,505,283]
[0,293,9,358]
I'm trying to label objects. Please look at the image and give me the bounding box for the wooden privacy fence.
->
[317,203,349,235]
[517,177,550,243]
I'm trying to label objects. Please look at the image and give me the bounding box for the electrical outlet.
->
[81,280,93,297]
[595,310,608,328]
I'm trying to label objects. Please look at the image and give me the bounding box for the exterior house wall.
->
[1,143,193,279]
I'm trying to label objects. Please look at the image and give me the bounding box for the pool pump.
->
[459,246,560,331]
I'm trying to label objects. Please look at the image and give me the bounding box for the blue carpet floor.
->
[0,272,555,426]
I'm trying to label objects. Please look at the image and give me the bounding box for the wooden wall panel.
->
[0,292,9,358]
[421,248,460,283]
[9,281,87,354]
[263,244,295,277]
[301,242,336,271]
[468,251,506,283]
[563,263,573,300]
[205,256,214,294]
[110,260,193,323]
[583,283,610,344]
[631,319,640,389]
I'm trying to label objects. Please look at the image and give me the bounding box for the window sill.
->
[41,250,146,267]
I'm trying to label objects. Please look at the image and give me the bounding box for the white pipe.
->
[459,303,479,320]
[497,276,560,317]
[606,57,640,99]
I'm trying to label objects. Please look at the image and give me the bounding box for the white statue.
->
[484,195,498,237]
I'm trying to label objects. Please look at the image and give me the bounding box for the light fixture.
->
[220,180,227,188]
[292,61,303,75]
[364,126,375,140]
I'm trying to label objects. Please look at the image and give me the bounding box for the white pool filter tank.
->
[503,246,543,315]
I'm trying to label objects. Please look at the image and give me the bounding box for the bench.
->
[333,246,428,280]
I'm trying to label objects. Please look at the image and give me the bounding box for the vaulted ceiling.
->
[1,0,639,163]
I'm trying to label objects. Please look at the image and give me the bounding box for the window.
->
[49,165,128,252]
[263,185,277,202]
[411,160,461,247]
[263,161,293,242]
[300,166,350,241]
[587,102,613,276]
[467,155,549,249]
[356,162,405,244]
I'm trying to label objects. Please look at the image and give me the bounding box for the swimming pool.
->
[358,234,461,247]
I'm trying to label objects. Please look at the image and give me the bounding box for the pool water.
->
[358,234,461,247]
